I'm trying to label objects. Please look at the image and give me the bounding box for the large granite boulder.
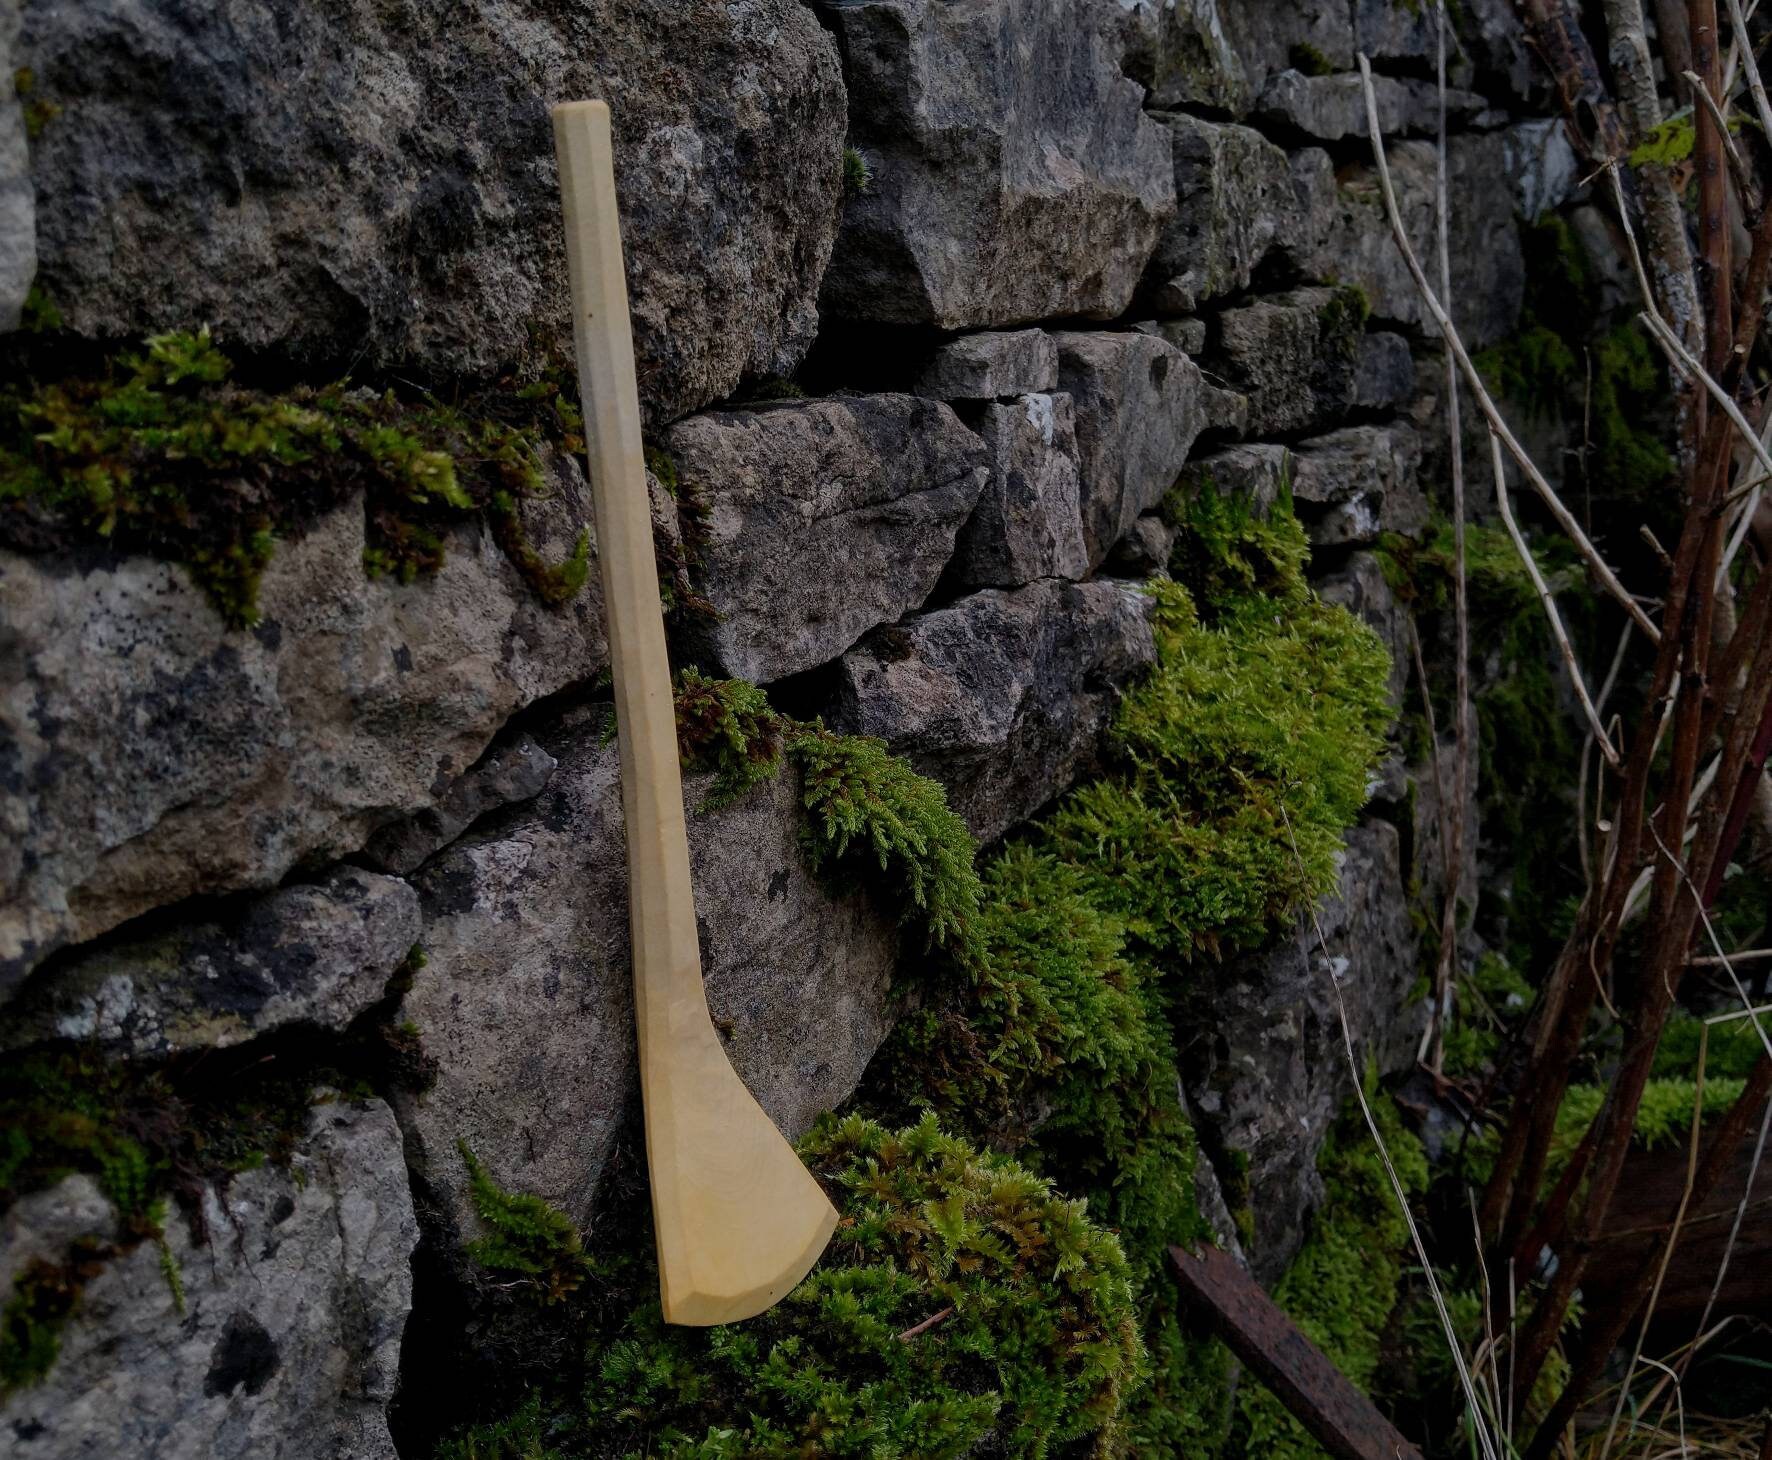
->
[396,719,901,1241]
[15,0,846,425]
[1181,819,1423,1281]
[826,579,1158,844]
[1147,115,1294,314]
[0,869,419,1056]
[0,2,34,331]
[817,0,1173,328]
[668,395,987,684]
[0,1100,418,1460]
[0,483,606,995]
[1054,332,1205,567]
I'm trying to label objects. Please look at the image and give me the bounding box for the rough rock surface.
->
[1207,287,1366,437]
[1314,551,1410,708]
[818,0,1173,328]
[1314,134,1525,349]
[826,580,1157,844]
[1352,331,1417,413]
[668,395,987,683]
[397,721,901,1238]
[1115,0,1250,114]
[0,484,606,995]
[0,1100,417,1460]
[1290,423,1428,547]
[16,0,846,425]
[1106,514,1179,578]
[1175,444,1293,518]
[1,869,419,1056]
[1223,0,1352,96]
[1181,820,1423,1281]
[363,733,557,876]
[917,329,1058,401]
[1256,70,1485,143]
[0,1,34,331]
[1055,332,1204,567]
[1147,115,1293,312]
[948,393,1089,590]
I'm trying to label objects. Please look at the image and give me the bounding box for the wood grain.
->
[552,99,836,1326]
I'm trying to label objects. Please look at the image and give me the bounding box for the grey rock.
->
[1352,331,1417,413]
[1180,819,1423,1280]
[1352,0,1437,68]
[1223,0,1352,96]
[397,725,900,1239]
[0,1175,114,1294]
[1207,286,1366,437]
[949,393,1089,590]
[1256,69,1487,143]
[1202,383,1251,439]
[1148,115,1293,311]
[2,869,418,1057]
[1313,134,1524,349]
[1457,0,1540,105]
[17,0,844,426]
[818,0,1173,328]
[0,1100,417,1460]
[1413,730,1482,935]
[1290,423,1428,547]
[1054,332,1205,567]
[1274,147,1339,277]
[363,733,557,876]
[1507,118,1582,222]
[1106,514,1178,578]
[1313,550,1409,708]
[0,477,607,996]
[917,330,1058,400]
[1174,443,1294,519]
[0,0,34,331]
[826,579,1158,844]
[1115,0,1251,114]
[668,395,988,683]
[1133,317,1207,355]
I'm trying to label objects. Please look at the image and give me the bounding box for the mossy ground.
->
[0,329,590,626]
[441,488,1398,1457]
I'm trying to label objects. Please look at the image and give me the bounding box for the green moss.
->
[842,146,872,196]
[1629,111,1699,167]
[0,330,594,626]
[1235,1077,1428,1459]
[441,1115,1140,1460]
[789,728,982,955]
[0,1244,108,1397]
[17,284,64,335]
[1288,42,1337,77]
[1046,493,1390,962]
[459,1144,588,1306]
[673,668,786,808]
[13,67,61,141]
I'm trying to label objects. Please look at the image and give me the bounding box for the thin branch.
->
[1356,55,1663,643]
[1683,68,1759,208]
[1490,432,1622,765]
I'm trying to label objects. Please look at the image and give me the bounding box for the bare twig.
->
[1683,68,1759,208]
[896,1306,953,1342]
[1490,432,1622,765]
[1357,55,1663,643]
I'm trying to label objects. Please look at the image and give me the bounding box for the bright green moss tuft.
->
[673,668,785,808]
[441,1114,1141,1460]
[0,330,594,625]
[459,1144,588,1305]
[842,145,873,195]
[789,728,982,955]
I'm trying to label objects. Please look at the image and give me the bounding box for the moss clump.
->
[1289,41,1337,76]
[842,145,872,195]
[669,673,981,952]
[1234,1076,1429,1458]
[459,1144,588,1306]
[1047,490,1391,961]
[441,1115,1140,1460]
[0,329,593,626]
[0,1244,109,1397]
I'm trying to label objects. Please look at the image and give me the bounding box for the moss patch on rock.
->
[440,1115,1140,1459]
[0,329,591,626]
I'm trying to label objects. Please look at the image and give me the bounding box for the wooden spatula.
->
[551,100,838,1326]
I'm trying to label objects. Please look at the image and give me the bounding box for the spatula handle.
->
[552,100,703,1029]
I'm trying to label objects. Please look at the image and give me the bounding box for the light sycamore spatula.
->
[550,100,838,1326]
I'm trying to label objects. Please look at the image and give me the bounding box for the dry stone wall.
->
[0,0,1574,1452]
